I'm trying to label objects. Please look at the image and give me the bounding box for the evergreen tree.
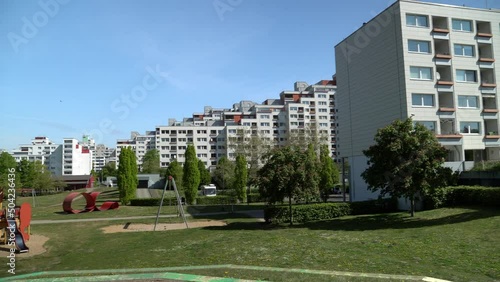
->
[212,156,235,190]
[142,149,161,173]
[182,144,200,204]
[117,147,138,205]
[319,144,338,202]
[198,159,212,185]
[165,160,183,190]
[233,155,248,202]
[0,152,20,190]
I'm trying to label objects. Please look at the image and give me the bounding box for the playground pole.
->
[32,189,36,208]
[172,178,188,229]
[153,176,169,231]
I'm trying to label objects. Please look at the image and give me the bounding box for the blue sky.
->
[1,0,499,150]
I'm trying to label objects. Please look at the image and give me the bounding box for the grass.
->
[9,207,500,281]
[16,187,266,221]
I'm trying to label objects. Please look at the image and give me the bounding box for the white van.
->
[201,184,217,197]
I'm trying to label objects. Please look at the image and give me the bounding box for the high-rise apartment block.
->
[117,80,338,170]
[335,0,500,201]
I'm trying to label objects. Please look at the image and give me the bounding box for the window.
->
[317,94,327,98]
[319,123,329,127]
[456,70,477,82]
[408,40,430,53]
[406,14,428,27]
[460,122,480,134]
[412,94,434,107]
[260,115,270,119]
[454,44,474,57]
[261,122,270,127]
[415,121,436,132]
[228,129,236,134]
[290,107,297,111]
[410,66,432,80]
[452,19,472,32]
[290,114,298,118]
[318,101,327,105]
[302,101,310,105]
[319,108,328,113]
[458,96,478,108]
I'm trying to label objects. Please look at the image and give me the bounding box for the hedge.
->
[264,198,398,224]
[444,186,500,207]
[130,196,235,206]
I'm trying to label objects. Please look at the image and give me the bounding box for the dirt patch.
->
[101,220,227,234]
[0,234,49,258]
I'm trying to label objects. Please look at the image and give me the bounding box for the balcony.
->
[476,21,492,38]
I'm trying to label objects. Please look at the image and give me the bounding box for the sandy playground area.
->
[0,234,49,258]
[101,220,227,233]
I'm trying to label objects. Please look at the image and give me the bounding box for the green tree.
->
[212,156,235,190]
[228,129,273,187]
[182,144,200,205]
[31,161,54,191]
[0,152,20,190]
[361,118,449,217]
[319,144,338,202]
[198,159,212,186]
[233,155,248,202]
[257,146,309,225]
[299,143,320,203]
[117,147,138,205]
[165,160,183,190]
[17,159,36,188]
[142,149,161,174]
[102,161,117,179]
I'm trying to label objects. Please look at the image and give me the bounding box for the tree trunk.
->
[288,193,293,226]
[410,195,415,217]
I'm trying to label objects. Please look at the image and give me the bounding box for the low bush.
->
[444,186,500,207]
[264,198,397,224]
[196,195,234,205]
[264,203,351,224]
[247,193,264,203]
[350,198,399,215]
[130,197,178,206]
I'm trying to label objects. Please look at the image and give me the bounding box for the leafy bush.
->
[445,186,500,207]
[247,193,265,203]
[130,197,178,206]
[264,203,351,224]
[196,195,233,205]
[350,198,399,215]
[471,161,500,172]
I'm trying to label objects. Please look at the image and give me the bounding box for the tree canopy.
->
[141,149,161,174]
[319,144,338,202]
[361,118,450,216]
[117,147,138,205]
[212,156,235,190]
[233,154,248,202]
[197,159,212,186]
[182,144,200,204]
[0,152,19,190]
[165,160,183,190]
[258,146,314,224]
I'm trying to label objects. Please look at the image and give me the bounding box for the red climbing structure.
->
[62,192,119,214]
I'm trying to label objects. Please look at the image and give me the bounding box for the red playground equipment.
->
[0,191,31,253]
[62,192,119,214]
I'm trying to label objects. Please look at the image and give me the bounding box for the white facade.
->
[117,80,338,171]
[10,137,61,175]
[62,138,92,175]
[335,0,500,201]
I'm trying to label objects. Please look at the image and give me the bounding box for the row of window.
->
[409,40,476,57]
[407,14,477,33]
[412,93,481,108]
[416,121,485,134]
[410,66,478,82]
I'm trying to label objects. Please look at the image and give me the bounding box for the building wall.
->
[335,1,406,158]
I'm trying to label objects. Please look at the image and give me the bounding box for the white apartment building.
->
[10,137,62,174]
[116,131,156,170]
[62,138,92,175]
[117,80,338,171]
[335,0,500,201]
[92,144,115,171]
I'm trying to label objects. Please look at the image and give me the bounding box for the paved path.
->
[135,187,152,199]
[31,210,264,225]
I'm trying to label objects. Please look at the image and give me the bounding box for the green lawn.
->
[9,207,500,281]
[17,187,266,220]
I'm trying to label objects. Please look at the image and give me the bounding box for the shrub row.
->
[444,186,500,207]
[247,193,265,203]
[130,195,237,206]
[264,198,398,224]
[423,186,500,209]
